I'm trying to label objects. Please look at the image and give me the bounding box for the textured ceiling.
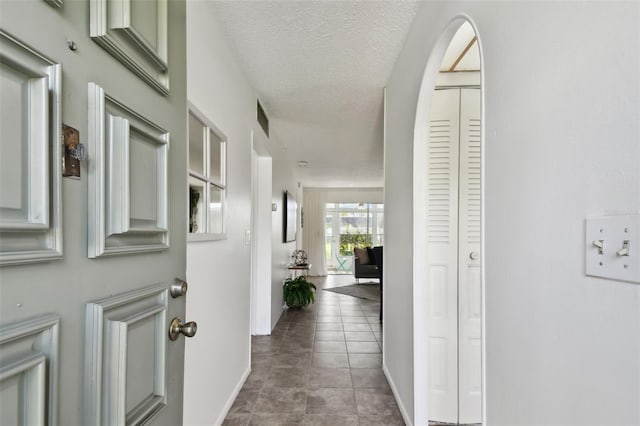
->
[210,1,421,188]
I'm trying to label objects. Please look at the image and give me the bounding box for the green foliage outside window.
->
[339,232,373,255]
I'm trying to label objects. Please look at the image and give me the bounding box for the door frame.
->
[412,15,486,425]
[250,131,273,335]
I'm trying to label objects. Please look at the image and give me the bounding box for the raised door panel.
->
[90,0,169,94]
[426,264,458,419]
[87,83,169,258]
[84,285,168,426]
[0,31,62,265]
[0,315,60,426]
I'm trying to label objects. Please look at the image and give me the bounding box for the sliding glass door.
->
[325,203,384,272]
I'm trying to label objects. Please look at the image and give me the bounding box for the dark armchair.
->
[353,246,383,321]
[353,247,379,284]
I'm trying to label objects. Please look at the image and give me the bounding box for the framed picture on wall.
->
[283,190,297,243]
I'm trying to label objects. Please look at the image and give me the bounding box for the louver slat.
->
[428,119,451,243]
[465,118,481,244]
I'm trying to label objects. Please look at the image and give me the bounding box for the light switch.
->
[586,215,640,284]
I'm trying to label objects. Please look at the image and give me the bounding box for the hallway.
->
[223,275,404,425]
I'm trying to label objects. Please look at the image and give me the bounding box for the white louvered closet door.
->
[426,88,460,423]
[458,88,482,423]
[427,88,481,424]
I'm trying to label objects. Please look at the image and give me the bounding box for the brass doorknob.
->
[169,317,197,341]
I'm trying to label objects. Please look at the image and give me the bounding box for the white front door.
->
[426,88,481,423]
[0,1,189,425]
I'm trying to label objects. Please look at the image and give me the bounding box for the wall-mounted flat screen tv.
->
[283,190,297,243]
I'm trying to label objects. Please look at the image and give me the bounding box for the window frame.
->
[187,103,227,242]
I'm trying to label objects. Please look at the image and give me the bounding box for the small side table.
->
[288,263,311,278]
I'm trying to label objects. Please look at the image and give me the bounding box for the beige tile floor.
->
[222,274,405,425]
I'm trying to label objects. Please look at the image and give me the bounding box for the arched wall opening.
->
[412,15,486,425]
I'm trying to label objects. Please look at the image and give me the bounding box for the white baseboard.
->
[268,304,287,332]
[383,363,414,426]
[214,364,251,426]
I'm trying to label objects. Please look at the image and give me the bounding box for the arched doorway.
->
[412,17,485,425]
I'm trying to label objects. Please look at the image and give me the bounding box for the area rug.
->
[323,283,380,302]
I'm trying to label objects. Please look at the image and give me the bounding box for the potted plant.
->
[283,275,317,308]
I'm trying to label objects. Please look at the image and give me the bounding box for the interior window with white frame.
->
[188,106,227,241]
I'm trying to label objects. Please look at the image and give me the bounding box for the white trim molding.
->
[0,30,63,266]
[382,364,413,426]
[214,365,251,426]
[87,83,170,258]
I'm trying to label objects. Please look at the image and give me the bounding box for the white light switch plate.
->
[586,215,640,283]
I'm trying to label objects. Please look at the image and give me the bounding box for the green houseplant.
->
[283,276,317,308]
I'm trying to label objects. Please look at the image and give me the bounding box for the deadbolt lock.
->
[170,278,188,298]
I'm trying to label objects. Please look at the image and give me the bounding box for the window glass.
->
[326,202,384,265]
[188,107,227,240]
[188,114,205,176]
[189,179,205,234]
[325,215,333,261]
[209,129,222,184]
[208,185,224,234]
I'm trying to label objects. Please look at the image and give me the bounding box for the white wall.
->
[184,3,298,424]
[270,131,299,329]
[384,2,640,425]
[251,146,273,335]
